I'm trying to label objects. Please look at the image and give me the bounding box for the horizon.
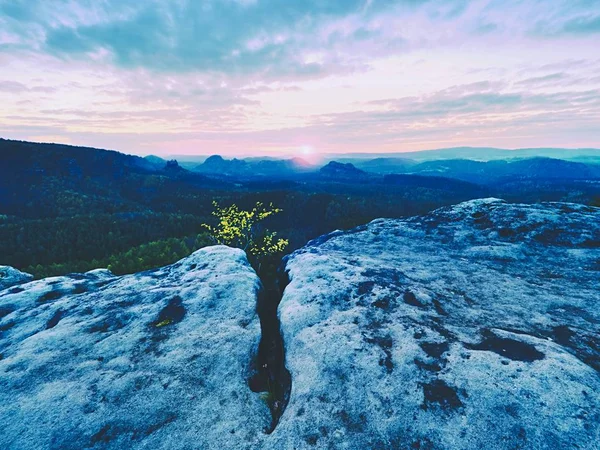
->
[1,1,600,157]
[4,136,600,161]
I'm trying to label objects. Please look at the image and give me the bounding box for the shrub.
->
[202,201,288,267]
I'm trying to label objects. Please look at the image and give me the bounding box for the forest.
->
[1,138,599,278]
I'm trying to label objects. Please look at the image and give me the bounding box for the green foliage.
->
[105,234,211,275]
[154,318,174,328]
[0,213,204,269]
[203,201,289,262]
[23,233,213,278]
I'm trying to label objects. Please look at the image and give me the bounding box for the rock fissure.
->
[248,263,292,433]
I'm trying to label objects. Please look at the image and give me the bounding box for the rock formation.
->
[0,247,269,449]
[275,198,599,448]
[0,266,34,291]
[1,199,599,449]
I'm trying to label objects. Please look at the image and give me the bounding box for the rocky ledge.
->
[0,247,270,449]
[1,199,599,449]
[0,265,34,291]
[276,198,599,449]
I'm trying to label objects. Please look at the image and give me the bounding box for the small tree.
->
[202,201,288,268]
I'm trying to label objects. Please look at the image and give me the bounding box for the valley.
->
[2,138,599,279]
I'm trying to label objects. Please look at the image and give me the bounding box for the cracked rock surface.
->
[275,198,599,449]
[0,246,269,450]
[1,199,599,449]
[0,266,33,291]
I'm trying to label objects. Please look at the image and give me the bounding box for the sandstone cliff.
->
[1,199,598,449]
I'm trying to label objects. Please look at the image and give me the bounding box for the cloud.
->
[0,81,28,92]
[559,14,600,35]
[473,22,498,35]
[1,0,487,79]
[1,0,600,154]
[533,7,600,38]
[0,80,56,93]
[515,73,568,87]
[0,2,36,21]
[3,0,401,78]
[299,83,600,148]
[4,79,598,155]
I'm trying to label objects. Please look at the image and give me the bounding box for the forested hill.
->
[0,138,223,218]
[0,139,227,277]
[1,138,157,177]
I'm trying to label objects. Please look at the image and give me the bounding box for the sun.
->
[294,145,322,165]
[300,145,314,156]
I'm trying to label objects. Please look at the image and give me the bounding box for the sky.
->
[1,0,599,157]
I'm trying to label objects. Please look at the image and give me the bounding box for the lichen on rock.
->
[1,200,599,449]
[0,265,33,291]
[275,199,600,449]
[0,246,270,449]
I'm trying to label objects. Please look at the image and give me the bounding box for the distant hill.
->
[0,138,218,218]
[383,173,487,193]
[195,155,250,176]
[144,154,167,169]
[570,156,600,165]
[352,157,417,174]
[324,146,600,163]
[154,147,600,175]
[318,161,368,180]
[194,155,314,177]
[401,147,600,162]
[252,158,314,176]
[1,138,157,176]
[409,158,600,184]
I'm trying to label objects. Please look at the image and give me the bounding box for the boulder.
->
[275,198,600,449]
[0,266,33,291]
[0,246,269,449]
